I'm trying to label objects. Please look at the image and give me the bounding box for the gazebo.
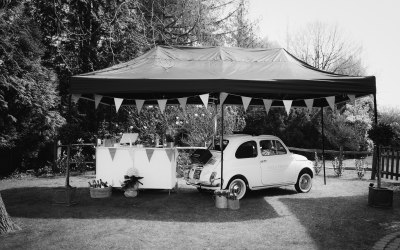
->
[70,46,377,189]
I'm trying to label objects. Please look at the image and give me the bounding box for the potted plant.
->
[121,168,143,198]
[367,123,395,208]
[214,189,229,209]
[227,192,240,210]
[89,179,112,198]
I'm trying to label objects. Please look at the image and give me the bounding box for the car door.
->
[230,140,261,187]
[259,139,293,186]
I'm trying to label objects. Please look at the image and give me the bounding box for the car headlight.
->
[210,171,217,184]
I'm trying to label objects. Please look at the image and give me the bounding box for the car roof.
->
[222,134,280,142]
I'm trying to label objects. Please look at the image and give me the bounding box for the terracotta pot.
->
[368,186,393,208]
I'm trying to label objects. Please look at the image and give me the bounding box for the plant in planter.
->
[367,123,395,207]
[227,191,240,210]
[121,168,143,198]
[214,189,229,209]
[88,179,112,198]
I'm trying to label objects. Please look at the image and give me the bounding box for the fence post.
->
[65,144,71,187]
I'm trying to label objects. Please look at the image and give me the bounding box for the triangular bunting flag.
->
[220,92,228,105]
[114,98,123,113]
[158,99,167,114]
[263,99,273,115]
[108,148,117,161]
[135,99,144,114]
[241,96,252,112]
[94,94,102,109]
[178,97,187,111]
[326,96,335,111]
[348,95,356,105]
[304,99,314,112]
[145,149,155,162]
[71,94,81,104]
[283,100,293,115]
[165,149,174,163]
[200,93,209,109]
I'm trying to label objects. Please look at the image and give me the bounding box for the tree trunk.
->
[0,192,21,234]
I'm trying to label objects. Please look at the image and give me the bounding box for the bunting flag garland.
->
[145,149,155,162]
[241,96,252,112]
[71,94,81,104]
[165,149,174,163]
[283,100,293,115]
[178,97,187,111]
[304,99,314,112]
[94,94,103,109]
[326,96,335,111]
[200,93,209,109]
[348,94,356,105]
[135,99,144,114]
[158,99,167,114]
[108,148,117,161]
[114,98,123,112]
[263,99,273,115]
[220,92,228,105]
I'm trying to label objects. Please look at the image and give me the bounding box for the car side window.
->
[260,140,276,156]
[275,140,287,155]
[235,141,258,159]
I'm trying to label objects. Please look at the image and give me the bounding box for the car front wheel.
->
[228,178,247,200]
[295,172,312,193]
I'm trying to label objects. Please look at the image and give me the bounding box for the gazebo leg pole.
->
[220,103,224,190]
[371,93,379,180]
[321,107,326,185]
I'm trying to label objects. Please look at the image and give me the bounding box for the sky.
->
[248,0,400,110]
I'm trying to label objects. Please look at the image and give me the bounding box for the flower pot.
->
[215,195,228,209]
[227,199,240,210]
[368,186,393,208]
[90,187,112,198]
[124,188,138,198]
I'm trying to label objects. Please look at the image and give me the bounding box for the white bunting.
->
[200,94,209,109]
[283,100,293,115]
[326,96,335,111]
[108,148,117,161]
[135,99,144,114]
[263,99,273,115]
[220,92,228,105]
[71,94,81,104]
[304,99,314,112]
[241,96,252,112]
[94,94,102,109]
[114,98,123,113]
[158,99,167,114]
[348,95,356,105]
[178,97,187,111]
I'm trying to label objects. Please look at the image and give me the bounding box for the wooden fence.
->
[380,147,400,180]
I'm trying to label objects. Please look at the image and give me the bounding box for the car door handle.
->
[260,159,267,163]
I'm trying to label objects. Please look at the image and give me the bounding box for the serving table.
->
[96,146,177,190]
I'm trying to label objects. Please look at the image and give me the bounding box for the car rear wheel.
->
[228,178,247,200]
[295,172,312,193]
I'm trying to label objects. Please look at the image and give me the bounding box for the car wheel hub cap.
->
[300,176,311,190]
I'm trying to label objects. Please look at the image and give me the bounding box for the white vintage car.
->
[187,134,315,199]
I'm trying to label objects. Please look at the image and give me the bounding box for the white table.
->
[96,146,177,190]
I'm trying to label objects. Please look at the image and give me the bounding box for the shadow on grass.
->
[1,186,279,222]
[280,192,400,250]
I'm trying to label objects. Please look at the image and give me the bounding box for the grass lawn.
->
[0,167,399,250]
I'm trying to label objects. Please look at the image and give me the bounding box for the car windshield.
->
[210,139,229,151]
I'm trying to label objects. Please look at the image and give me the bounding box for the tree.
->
[0,1,65,174]
[288,21,366,76]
